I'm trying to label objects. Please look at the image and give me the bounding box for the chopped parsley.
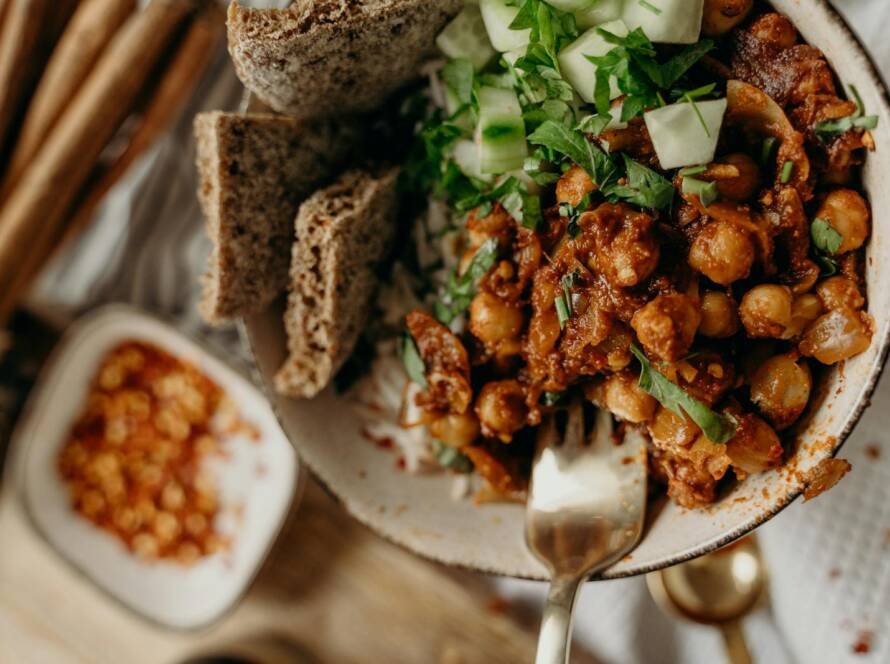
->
[811,217,843,255]
[681,176,719,207]
[400,334,427,388]
[814,84,879,141]
[780,161,794,184]
[435,238,499,325]
[631,345,737,444]
[608,154,675,210]
[432,440,474,473]
[554,271,577,330]
[586,27,714,122]
[760,137,778,167]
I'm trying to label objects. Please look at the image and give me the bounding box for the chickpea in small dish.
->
[57,341,255,563]
[390,1,877,508]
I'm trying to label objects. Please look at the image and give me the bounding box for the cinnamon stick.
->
[0,0,52,161]
[0,0,194,323]
[59,3,224,258]
[2,0,138,197]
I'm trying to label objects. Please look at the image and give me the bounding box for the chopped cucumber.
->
[558,20,628,105]
[543,0,597,11]
[444,87,476,133]
[479,0,531,52]
[436,4,496,70]
[574,0,624,28]
[644,98,727,169]
[452,139,491,181]
[621,0,703,44]
[477,86,528,174]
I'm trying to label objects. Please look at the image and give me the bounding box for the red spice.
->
[395,456,406,470]
[852,630,873,655]
[486,596,511,615]
[361,427,394,449]
[865,444,881,460]
[56,341,251,564]
[828,567,841,580]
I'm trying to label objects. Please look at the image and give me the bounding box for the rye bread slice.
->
[274,167,399,399]
[194,111,357,323]
[227,0,462,119]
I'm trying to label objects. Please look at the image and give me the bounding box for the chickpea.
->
[469,291,526,346]
[702,0,754,37]
[816,276,865,312]
[786,294,824,339]
[556,165,595,207]
[725,413,784,476]
[750,354,812,430]
[631,293,701,362]
[711,153,761,202]
[799,307,872,365]
[590,372,657,424]
[648,407,699,451]
[429,412,481,449]
[699,291,740,338]
[815,189,870,254]
[739,285,793,339]
[748,13,798,50]
[688,221,755,286]
[475,380,529,442]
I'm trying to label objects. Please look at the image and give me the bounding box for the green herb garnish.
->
[432,440,474,473]
[554,271,576,329]
[811,217,843,255]
[681,176,719,207]
[400,334,427,388]
[608,154,675,210]
[541,391,566,406]
[815,254,839,276]
[638,0,662,15]
[442,58,475,109]
[586,28,714,122]
[780,161,794,184]
[760,137,778,167]
[631,345,737,444]
[814,84,879,141]
[435,238,499,324]
[679,165,707,177]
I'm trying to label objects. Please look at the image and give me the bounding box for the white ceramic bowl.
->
[243,0,890,580]
[11,305,299,628]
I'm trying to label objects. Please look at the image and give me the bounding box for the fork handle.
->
[535,576,583,664]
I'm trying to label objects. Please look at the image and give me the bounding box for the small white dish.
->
[10,305,299,630]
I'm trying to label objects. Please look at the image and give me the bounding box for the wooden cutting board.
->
[0,477,600,664]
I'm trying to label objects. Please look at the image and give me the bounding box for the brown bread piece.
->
[194,111,358,323]
[226,0,462,119]
[275,168,399,398]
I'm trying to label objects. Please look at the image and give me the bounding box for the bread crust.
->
[274,167,399,398]
[227,0,462,119]
[194,111,357,323]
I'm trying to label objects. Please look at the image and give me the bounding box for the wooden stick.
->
[58,3,224,255]
[0,0,53,162]
[1,0,138,197]
[0,0,194,323]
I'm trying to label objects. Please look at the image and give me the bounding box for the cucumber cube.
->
[477,86,528,174]
[575,0,624,28]
[621,0,703,44]
[479,0,531,52]
[557,20,628,105]
[436,4,496,70]
[644,98,727,169]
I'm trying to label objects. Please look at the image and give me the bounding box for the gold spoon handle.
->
[719,620,752,664]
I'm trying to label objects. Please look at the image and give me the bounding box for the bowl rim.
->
[240,0,890,581]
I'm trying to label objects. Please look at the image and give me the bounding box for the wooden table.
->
[0,475,600,664]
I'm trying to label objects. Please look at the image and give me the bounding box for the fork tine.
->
[562,398,585,451]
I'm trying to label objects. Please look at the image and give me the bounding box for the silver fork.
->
[526,398,648,664]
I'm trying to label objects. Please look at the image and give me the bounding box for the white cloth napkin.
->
[28,2,890,662]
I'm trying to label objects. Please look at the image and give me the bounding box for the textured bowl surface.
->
[244,0,890,580]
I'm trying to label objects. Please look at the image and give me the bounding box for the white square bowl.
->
[9,305,299,630]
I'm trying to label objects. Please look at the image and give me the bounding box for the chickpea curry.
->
[395,0,878,508]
